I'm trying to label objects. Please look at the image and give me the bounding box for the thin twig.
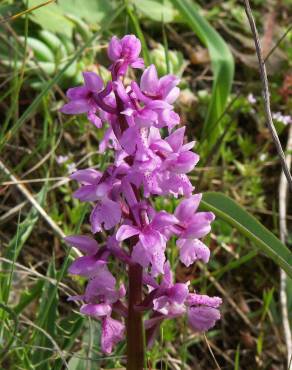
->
[0,0,56,24]
[264,24,292,62]
[21,129,63,178]
[243,0,292,191]
[199,264,254,330]
[278,125,292,369]
[185,21,291,147]
[0,257,78,297]
[0,177,66,186]
[203,334,221,370]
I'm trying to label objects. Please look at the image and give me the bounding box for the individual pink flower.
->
[150,127,199,174]
[151,262,189,315]
[140,64,180,103]
[61,72,104,127]
[116,210,178,276]
[64,235,106,277]
[108,35,144,77]
[177,238,210,267]
[174,194,214,266]
[186,293,222,331]
[70,169,103,202]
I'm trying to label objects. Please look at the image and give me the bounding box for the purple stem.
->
[127,261,144,370]
[112,81,145,369]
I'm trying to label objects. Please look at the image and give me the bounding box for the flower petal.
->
[132,242,150,268]
[165,127,185,152]
[186,293,222,308]
[64,235,98,255]
[188,306,221,332]
[70,168,102,184]
[151,211,178,230]
[171,151,199,173]
[174,194,202,223]
[80,303,112,318]
[101,317,125,354]
[183,212,215,239]
[67,86,89,100]
[60,99,90,115]
[68,256,105,277]
[108,36,122,61]
[131,58,144,69]
[168,283,189,304]
[83,71,103,92]
[73,185,99,202]
[116,224,139,241]
[140,64,159,95]
[177,238,210,266]
[90,199,121,233]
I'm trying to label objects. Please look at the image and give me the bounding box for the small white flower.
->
[247,93,256,104]
[272,112,292,126]
[67,163,77,174]
[56,155,69,164]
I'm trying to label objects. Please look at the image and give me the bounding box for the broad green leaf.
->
[59,0,114,25]
[199,192,292,278]
[68,354,88,370]
[67,321,102,370]
[170,0,234,151]
[27,0,74,36]
[133,0,176,23]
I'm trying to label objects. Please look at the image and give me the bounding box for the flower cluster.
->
[62,34,222,354]
[272,111,292,126]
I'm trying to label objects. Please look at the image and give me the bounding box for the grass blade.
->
[170,0,234,151]
[127,5,151,66]
[200,192,292,278]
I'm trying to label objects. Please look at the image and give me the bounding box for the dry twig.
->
[243,0,292,191]
[278,125,292,369]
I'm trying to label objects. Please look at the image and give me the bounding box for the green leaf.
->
[200,192,292,278]
[67,321,102,370]
[27,0,74,36]
[170,0,234,151]
[58,0,114,25]
[133,0,176,23]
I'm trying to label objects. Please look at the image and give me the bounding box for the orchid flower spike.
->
[61,34,222,356]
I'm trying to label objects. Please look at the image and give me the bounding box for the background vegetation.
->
[0,0,291,368]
